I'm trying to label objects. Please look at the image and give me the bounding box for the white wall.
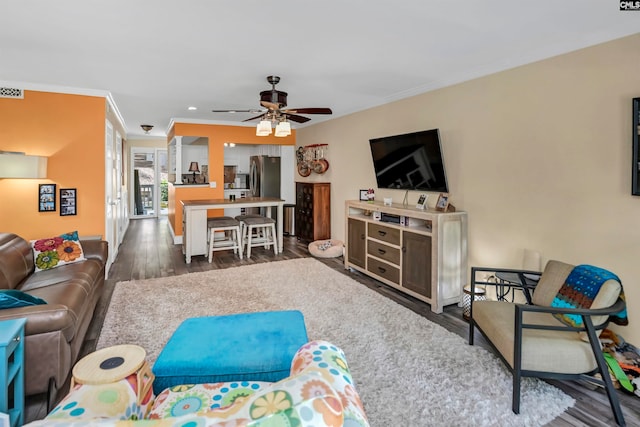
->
[280,146,295,204]
[182,145,208,175]
[297,33,640,345]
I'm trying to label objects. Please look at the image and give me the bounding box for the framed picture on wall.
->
[60,188,77,216]
[38,184,56,212]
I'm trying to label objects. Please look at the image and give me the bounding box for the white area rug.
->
[97,258,574,426]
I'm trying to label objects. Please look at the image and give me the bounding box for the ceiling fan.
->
[212,76,332,124]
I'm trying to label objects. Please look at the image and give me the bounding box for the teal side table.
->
[0,318,26,427]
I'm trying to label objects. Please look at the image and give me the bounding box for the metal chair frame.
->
[468,266,627,426]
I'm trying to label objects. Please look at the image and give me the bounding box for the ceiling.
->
[2,1,638,138]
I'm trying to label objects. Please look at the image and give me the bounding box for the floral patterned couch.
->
[25,340,370,427]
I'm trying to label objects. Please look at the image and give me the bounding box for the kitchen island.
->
[181,197,285,263]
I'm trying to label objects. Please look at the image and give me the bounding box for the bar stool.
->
[207,216,242,262]
[235,214,263,241]
[240,216,278,258]
[235,214,274,253]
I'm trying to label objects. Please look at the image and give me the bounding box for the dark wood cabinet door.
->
[402,231,431,297]
[347,218,366,268]
[296,182,330,241]
[295,183,313,240]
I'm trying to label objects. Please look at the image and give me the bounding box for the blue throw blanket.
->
[551,264,628,327]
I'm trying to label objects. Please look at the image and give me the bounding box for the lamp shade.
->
[275,121,291,137]
[188,162,200,172]
[0,152,47,178]
[256,120,272,136]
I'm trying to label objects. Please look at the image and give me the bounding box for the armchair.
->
[468,260,627,426]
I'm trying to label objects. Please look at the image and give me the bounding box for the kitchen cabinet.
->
[344,200,467,313]
[224,145,252,174]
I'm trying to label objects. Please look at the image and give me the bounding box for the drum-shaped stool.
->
[46,345,155,421]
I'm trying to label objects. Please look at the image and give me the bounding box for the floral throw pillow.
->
[31,231,86,272]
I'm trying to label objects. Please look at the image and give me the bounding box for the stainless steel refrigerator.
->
[249,155,281,216]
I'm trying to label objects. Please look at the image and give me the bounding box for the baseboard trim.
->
[167,221,182,244]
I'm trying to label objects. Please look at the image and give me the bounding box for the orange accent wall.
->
[0,91,106,240]
[168,123,295,236]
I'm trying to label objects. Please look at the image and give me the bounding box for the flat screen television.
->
[369,128,449,193]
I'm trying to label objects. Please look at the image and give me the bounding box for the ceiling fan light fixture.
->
[256,120,272,136]
[275,121,291,137]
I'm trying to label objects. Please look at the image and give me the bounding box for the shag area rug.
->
[98,258,574,426]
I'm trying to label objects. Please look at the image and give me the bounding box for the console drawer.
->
[368,223,400,245]
[367,257,400,284]
[367,240,400,265]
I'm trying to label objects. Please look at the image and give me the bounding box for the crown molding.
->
[0,80,109,98]
[106,92,127,135]
[0,80,127,135]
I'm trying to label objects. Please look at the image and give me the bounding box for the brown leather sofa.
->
[0,232,107,399]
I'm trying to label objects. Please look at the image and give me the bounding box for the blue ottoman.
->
[152,310,308,394]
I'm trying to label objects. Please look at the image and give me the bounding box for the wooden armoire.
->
[295,182,330,241]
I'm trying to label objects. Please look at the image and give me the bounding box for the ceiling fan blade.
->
[212,109,263,113]
[242,113,267,122]
[285,114,311,123]
[282,107,332,115]
[260,101,280,111]
[213,78,331,125]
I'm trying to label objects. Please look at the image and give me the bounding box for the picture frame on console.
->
[435,194,449,212]
[359,189,369,201]
[416,194,428,210]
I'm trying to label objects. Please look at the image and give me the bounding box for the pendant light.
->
[256,120,272,136]
[274,121,291,137]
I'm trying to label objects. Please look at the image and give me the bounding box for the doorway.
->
[130,147,168,218]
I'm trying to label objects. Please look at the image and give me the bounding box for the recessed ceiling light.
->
[188,106,197,111]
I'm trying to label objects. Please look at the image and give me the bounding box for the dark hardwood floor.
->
[26,217,640,426]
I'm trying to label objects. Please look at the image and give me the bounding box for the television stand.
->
[344,200,467,313]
